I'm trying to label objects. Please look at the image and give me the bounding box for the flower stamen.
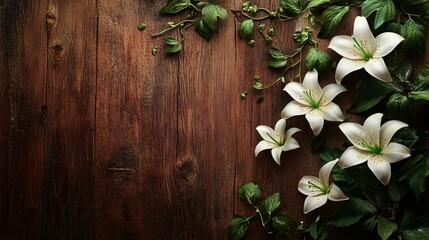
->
[352,36,372,61]
[303,90,320,109]
[266,132,284,146]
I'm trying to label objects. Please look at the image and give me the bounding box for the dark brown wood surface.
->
[1,0,428,239]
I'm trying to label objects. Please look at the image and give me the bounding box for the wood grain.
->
[42,0,97,239]
[0,0,427,239]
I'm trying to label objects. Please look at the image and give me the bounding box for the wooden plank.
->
[41,0,97,239]
[0,1,47,239]
[95,1,180,239]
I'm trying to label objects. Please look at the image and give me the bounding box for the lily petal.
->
[274,119,287,137]
[305,109,325,136]
[285,127,301,139]
[281,101,312,119]
[328,183,349,201]
[298,176,324,196]
[363,113,382,145]
[255,141,276,157]
[367,155,391,185]
[364,58,392,82]
[380,120,408,148]
[271,147,283,165]
[283,82,309,105]
[339,146,372,168]
[303,195,328,214]
[321,83,347,104]
[335,58,366,84]
[383,143,410,163]
[256,125,276,142]
[320,102,344,122]
[282,137,300,152]
[353,16,376,53]
[319,159,339,185]
[328,35,363,59]
[302,69,322,93]
[339,122,368,150]
[374,32,404,58]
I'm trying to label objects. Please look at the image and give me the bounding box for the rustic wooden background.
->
[1,0,428,239]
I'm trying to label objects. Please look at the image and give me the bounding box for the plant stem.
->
[151,19,198,38]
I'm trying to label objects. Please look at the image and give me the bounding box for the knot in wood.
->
[46,7,57,31]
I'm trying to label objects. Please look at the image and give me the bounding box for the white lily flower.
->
[298,159,349,214]
[281,69,346,136]
[255,119,301,165]
[328,16,404,84]
[338,113,411,185]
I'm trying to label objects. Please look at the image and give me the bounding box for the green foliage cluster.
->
[149,0,227,53]
[228,182,328,240]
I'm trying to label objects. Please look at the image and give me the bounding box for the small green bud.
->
[269,12,276,17]
[254,75,261,81]
[186,11,195,19]
[168,21,175,27]
[265,36,272,43]
[242,1,252,11]
[240,91,248,99]
[250,5,258,14]
[256,95,264,104]
[258,24,266,32]
[268,26,275,36]
[179,23,185,28]
[152,45,159,56]
[247,39,255,47]
[137,22,147,30]
[253,82,263,89]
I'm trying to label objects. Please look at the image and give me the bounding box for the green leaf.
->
[388,177,410,202]
[280,0,306,15]
[319,147,343,163]
[362,0,396,29]
[268,47,287,68]
[329,197,377,227]
[272,212,297,234]
[361,216,378,232]
[137,22,147,30]
[318,5,350,38]
[393,60,413,82]
[239,182,262,205]
[305,48,331,73]
[260,192,281,216]
[391,127,419,149]
[377,217,397,240]
[410,91,429,101]
[401,19,426,53]
[348,77,402,113]
[308,216,328,240]
[386,92,413,117]
[306,0,330,9]
[415,63,429,91]
[397,153,429,201]
[202,3,228,32]
[160,0,191,14]
[195,19,213,41]
[253,82,263,90]
[402,228,429,240]
[238,19,254,41]
[164,37,183,53]
[228,215,249,240]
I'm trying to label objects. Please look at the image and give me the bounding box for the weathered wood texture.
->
[0,0,428,240]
